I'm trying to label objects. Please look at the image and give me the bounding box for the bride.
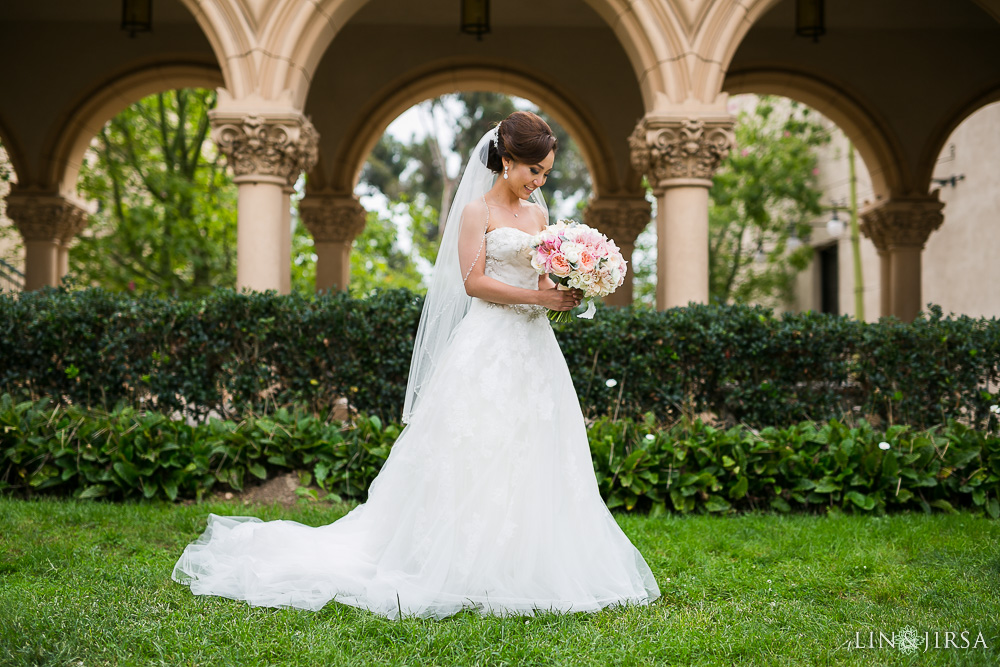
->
[173,110,661,619]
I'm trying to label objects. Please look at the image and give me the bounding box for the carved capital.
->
[629,117,734,187]
[300,195,367,243]
[583,198,652,245]
[210,111,319,184]
[860,197,945,252]
[6,193,91,243]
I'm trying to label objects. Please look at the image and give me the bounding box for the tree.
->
[708,96,827,306]
[0,139,21,271]
[631,96,827,308]
[72,88,238,297]
[348,209,427,297]
[351,92,593,294]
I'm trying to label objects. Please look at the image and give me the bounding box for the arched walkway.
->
[270,0,682,110]
[316,63,621,197]
[46,62,224,194]
[723,68,902,201]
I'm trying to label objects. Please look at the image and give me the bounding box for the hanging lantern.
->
[826,209,845,237]
[122,0,153,38]
[795,0,825,42]
[461,0,490,41]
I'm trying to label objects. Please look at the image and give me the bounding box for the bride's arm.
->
[458,202,579,310]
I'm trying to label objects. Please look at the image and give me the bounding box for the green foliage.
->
[555,302,1000,431]
[3,288,999,431]
[709,96,828,305]
[0,287,422,423]
[587,414,1000,518]
[349,209,427,297]
[0,394,389,504]
[72,89,238,297]
[0,139,20,268]
[633,96,829,308]
[3,396,997,519]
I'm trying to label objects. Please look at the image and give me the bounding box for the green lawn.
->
[1,498,998,666]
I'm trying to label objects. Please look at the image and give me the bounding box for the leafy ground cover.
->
[1,498,998,666]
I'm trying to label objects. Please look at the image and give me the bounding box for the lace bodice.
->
[483,226,538,289]
[470,226,548,319]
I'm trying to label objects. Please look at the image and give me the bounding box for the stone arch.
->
[173,0,254,98]
[265,0,681,111]
[316,62,627,198]
[695,0,785,102]
[42,61,225,195]
[723,68,905,200]
[0,114,26,186]
[917,83,1000,191]
[702,0,1000,109]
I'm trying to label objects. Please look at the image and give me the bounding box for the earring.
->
[503,165,509,180]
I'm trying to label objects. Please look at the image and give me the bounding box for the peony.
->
[530,253,549,274]
[549,253,572,277]
[578,249,597,271]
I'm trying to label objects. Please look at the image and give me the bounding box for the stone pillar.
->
[6,192,90,290]
[858,211,892,318]
[280,184,295,295]
[584,197,652,306]
[299,194,367,293]
[629,115,734,309]
[211,110,318,294]
[860,196,944,321]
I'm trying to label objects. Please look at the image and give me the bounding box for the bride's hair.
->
[486,111,558,173]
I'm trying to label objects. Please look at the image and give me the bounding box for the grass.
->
[1,498,998,666]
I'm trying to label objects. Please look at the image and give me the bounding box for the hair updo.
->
[485,111,558,173]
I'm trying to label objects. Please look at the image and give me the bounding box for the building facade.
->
[793,101,1000,320]
[1,0,999,320]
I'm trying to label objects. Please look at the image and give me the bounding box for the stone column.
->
[211,110,318,294]
[584,197,652,306]
[629,115,734,309]
[6,192,90,290]
[280,184,295,295]
[858,211,892,318]
[860,196,944,321]
[299,194,367,293]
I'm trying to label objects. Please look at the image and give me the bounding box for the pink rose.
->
[578,250,596,272]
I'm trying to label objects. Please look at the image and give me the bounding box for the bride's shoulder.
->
[526,201,548,230]
[462,199,488,220]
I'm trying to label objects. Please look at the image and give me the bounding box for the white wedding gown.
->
[172,226,660,619]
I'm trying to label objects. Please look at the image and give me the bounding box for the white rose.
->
[560,241,583,264]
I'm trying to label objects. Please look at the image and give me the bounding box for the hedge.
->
[2,287,999,429]
[2,395,997,517]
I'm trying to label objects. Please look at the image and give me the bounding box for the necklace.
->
[486,197,520,218]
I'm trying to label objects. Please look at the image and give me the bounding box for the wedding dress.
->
[172,225,661,619]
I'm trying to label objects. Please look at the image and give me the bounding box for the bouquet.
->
[529,220,628,322]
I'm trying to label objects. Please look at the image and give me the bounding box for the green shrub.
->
[2,395,997,517]
[2,288,998,428]
[0,287,421,423]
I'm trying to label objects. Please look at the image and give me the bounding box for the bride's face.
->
[504,150,555,200]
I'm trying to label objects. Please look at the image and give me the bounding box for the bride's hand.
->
[537,286,583,311]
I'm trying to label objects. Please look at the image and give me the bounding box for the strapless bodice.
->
[482,226,538,290]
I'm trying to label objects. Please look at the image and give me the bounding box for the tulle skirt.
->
[173,300,660,619]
